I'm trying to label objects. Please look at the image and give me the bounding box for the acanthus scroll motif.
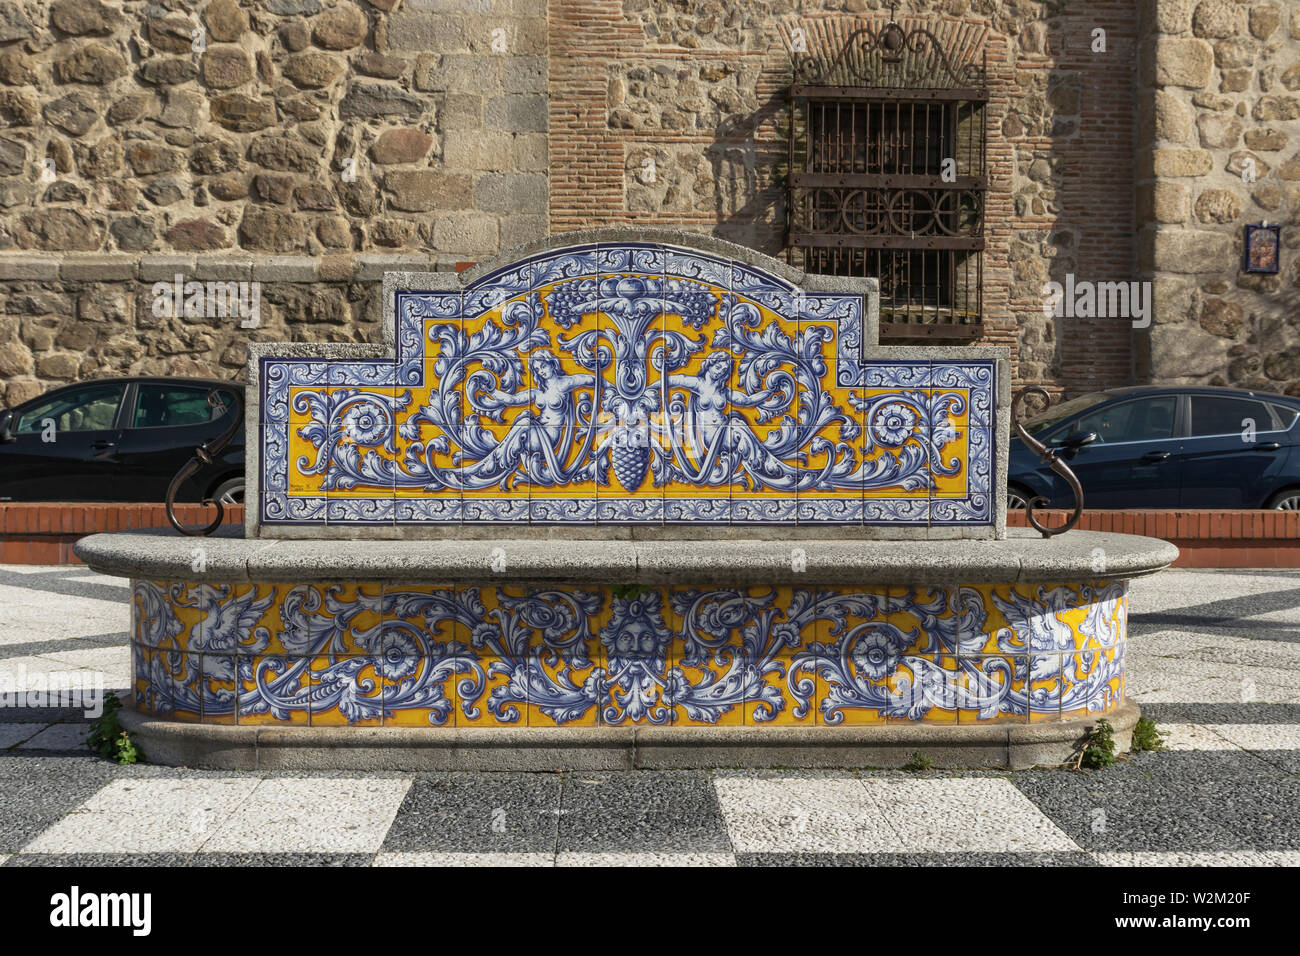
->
[292,275,963,498]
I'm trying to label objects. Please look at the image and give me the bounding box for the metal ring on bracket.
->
[165,388,244,537]
[1010,386,1085,538]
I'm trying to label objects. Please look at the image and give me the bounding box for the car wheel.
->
[212,478,244,505]
[1266,488,1300,511]
[1007,485,1031,510]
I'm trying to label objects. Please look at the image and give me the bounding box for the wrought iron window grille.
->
[786,18,989,339]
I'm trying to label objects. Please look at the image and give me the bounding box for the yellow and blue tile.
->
[814,588,894,726]
[130,573,1126,729]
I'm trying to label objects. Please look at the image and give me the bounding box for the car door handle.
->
[90,440,116,450]
[1253,442,1282,451]
[1140,451,1170,461]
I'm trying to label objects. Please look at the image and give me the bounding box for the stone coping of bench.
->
[74,528,1178,586]
[119,700,1141,771]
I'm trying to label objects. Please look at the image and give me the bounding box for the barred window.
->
[786,21,987,338]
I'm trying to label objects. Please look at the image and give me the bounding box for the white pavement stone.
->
[0,654,127,700]
[555,852,735,866]
[1124,666,1211,701]
[25,778,260,854]
[713,776,1078,854]
[374,852,554,867]
[1210,724,1300,751]
[0,654,99,688]
[82,777,259,815]
[0,624,117,646]
[863,777,1079,853]
[1140,723,1300,752]
[1128,632,1227,659]
[0,583,127,621]
[197,777,412,854]
[24,814,210,854]
[1156,724,1236,751]
[1142,655,1284,688]
[1128,570,1299,614]
[1095,851,1300,867]
[0,586,62,612]
[713,777,897,854]
[1129,673,1300,704]
[1128,634,1227,658]
[36,646,130,673]
[0,623,103,648]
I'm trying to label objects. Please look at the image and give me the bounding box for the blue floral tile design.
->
[131,580,1127,727]
[258,241,998,530]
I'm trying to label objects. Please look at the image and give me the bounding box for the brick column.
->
[548,1,642,232]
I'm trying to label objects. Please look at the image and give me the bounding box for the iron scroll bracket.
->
[1011,386,1084,539]
[164,387,244,537]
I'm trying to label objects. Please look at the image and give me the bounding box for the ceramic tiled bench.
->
[76,230,1176,770]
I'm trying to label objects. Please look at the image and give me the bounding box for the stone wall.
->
[0,0,545,259]
[1138,0,1300,398]
[0,252,414,407]
[2,0,1297,407]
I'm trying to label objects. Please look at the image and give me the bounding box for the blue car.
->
[0,377,244,503]
[1008,386,1300,511]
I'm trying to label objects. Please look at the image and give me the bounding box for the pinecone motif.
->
[610,436,650,493]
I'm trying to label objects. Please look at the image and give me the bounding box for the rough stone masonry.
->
[0,0,1298,407]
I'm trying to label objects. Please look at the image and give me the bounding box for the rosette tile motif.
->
[131,579,1126,727]
[258,242,995,526]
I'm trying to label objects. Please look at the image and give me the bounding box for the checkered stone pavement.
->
[3,565,1300,867]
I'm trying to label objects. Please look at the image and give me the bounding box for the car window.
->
[1271,404,1298,431]
[1023,392,1110,435]
[1073,397,1177,444]
[130,385,236,429]
[13,383,126,434]
[1190,396,1271,437]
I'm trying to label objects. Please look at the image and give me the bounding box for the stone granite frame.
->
[246,228,1010,540]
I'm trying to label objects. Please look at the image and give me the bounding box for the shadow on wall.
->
[707,103,788,255]
[1133,279,1300,394]
[698,13,1106,398]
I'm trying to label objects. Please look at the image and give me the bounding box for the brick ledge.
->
[1008,510,1300,568]
[0,503,243,564]
[0,504,1293,567]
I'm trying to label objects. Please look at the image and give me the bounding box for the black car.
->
[1009,385,1300,511]
[0,377,244,503]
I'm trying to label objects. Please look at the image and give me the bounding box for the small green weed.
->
[901,751,932,772]
[1078,718,1116,769]
[1131,716,1167,753]
[87,692,144,765]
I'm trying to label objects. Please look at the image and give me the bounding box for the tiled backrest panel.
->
[258,243,994,528]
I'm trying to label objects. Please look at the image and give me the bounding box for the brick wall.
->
[548,0,1143,396]
[1,503,1290,566]
[0,501,244,563]
[1007,508,1300,567]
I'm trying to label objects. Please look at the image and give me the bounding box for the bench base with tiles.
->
[75,233,1177,768]
[76,530,1173,769]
